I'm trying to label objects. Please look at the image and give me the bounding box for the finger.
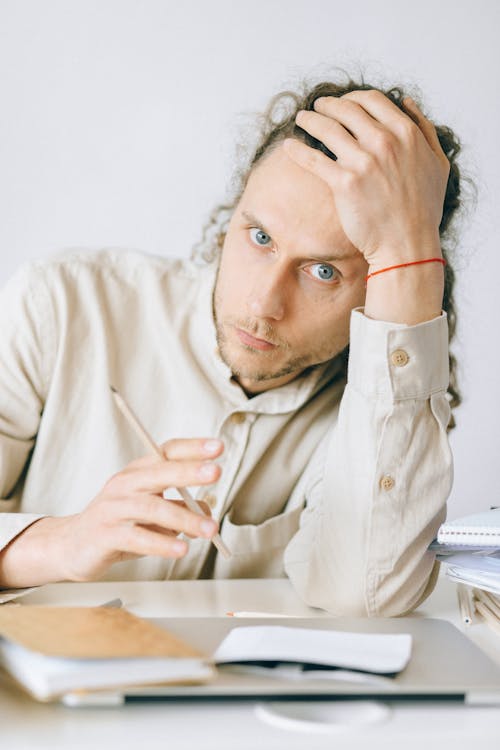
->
[162,499,212,517]
[341,89,416,132]
[403,97,449,164]
[283,138,341,184]
[117,524,188,559]
[129,438,224,468]
[313,96,383,144]
[295,110,364,166]
[120,494,219,539]
[121,459,222,492]
[160,437,224,461]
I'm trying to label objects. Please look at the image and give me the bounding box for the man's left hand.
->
[283,90,450,272]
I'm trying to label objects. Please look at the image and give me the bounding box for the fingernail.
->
[198,462,217,480]
[201,519,217,537]
[204,439,222,454]
[173,540,187,555]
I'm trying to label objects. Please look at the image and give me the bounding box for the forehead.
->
[238,144,346,252]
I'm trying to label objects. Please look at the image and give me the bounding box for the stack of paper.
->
[431,509,500,631]
[437,552,500,595]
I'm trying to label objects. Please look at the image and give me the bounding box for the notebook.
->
[0,606,214,701]
[437,508,500,546]
[0,607,413,703]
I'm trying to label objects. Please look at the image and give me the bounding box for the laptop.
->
[62,616,500,706]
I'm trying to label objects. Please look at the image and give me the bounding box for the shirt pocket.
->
[213,504,303,579]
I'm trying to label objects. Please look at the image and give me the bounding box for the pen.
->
[110,385,231,560]
[456,583,473,625]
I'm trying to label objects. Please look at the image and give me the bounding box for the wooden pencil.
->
[473,588,500,620]
[110,385,231,560]
[474,600,500,636]
[456,583,473,625]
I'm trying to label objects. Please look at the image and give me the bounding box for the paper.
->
[213,626,412,674]
[0,640,214,701]
[437,552,500,573]
[446,569,500,596]
[0,588,36,605]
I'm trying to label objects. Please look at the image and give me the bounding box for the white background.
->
[0,0,498,519]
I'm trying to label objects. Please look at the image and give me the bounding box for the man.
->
[0,78,460,616]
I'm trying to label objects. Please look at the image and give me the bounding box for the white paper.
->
[446,568,500,596]
[213,626,412,674]
[0,640,213,701]
[436,553,500,573]
[0,588,36,605]
[438,553,500,595]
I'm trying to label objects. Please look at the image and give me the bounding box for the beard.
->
[216,321,314,383]
[212,291,336,386]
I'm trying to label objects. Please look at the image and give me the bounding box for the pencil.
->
[226,611,297,618]
[110,385,231,560]
[473,588,500,620]
[474,600,500,636]
[456,583,473,625]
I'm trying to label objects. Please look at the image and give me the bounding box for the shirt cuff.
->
[0,513,45,554]
[347,308,449,400]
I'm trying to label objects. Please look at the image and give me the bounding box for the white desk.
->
[1,575,500,749]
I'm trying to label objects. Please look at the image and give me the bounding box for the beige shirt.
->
[0,248,452,615]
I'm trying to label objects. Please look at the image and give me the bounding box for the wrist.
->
[366,257,445,283]
[367,233,442,274]
[364,261,445,325]
[0,516,72,588]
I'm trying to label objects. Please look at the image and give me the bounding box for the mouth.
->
[235,328,277,351]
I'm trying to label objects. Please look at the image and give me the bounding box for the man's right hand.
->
[0,437,224,587]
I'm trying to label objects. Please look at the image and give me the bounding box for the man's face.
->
[213,144,368,395]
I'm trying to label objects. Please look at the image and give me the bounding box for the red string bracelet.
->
[365,257,446,283]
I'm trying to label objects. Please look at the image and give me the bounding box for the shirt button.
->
[391,349,409,367]
[380,475,395,491]
[230,412,246,425]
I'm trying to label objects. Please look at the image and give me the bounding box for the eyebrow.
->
[241,210,355,262]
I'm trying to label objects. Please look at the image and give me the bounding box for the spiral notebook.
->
[437,508,500,546]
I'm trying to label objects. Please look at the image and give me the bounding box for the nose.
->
[248,266,287,320]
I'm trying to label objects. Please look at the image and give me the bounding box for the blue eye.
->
[309,263,337,282]
[249,227,272,246]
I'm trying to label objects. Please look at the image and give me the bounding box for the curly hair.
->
[192,75,464,427]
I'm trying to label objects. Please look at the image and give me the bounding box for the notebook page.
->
[213,626,412,674]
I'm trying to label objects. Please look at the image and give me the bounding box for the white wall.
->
[1,0,498,519]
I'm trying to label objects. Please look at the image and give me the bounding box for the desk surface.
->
[1,575,500,749]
